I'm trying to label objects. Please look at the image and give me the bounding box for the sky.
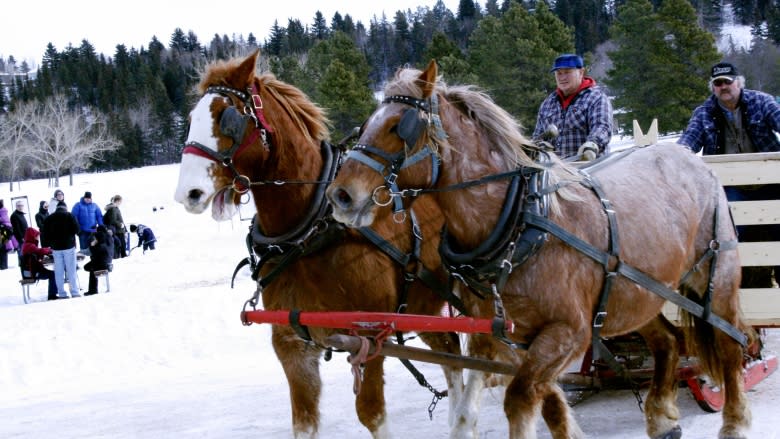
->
[0,156,778,437]
[1,0,460,67]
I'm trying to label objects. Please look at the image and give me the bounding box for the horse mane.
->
[198,57,330,146]
[385,67,582,207]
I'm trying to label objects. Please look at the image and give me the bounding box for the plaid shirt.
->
[678,89,780,155]
[532,83,613,158]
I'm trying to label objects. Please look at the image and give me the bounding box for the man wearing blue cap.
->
[532,54,613,160]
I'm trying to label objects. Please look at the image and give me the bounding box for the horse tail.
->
[679,284,756,386]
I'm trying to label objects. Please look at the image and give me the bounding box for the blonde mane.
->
[198,57,330,146]
[384,67,582,207]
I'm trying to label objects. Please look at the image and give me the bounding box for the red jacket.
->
[20,228,52,278]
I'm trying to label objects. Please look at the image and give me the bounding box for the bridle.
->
[344,95,442,221]
[182,84,274,194]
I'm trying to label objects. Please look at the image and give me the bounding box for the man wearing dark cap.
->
[532,53,613,160]
[679,62,780,154]
[679,61,780,287]
[71,191,104,252]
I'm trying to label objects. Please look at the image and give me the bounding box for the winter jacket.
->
[678,89,780,155]
[103,204,126,233]
[71,197,103,233]
[87,225,113,270]
[48,189,65,215]
[20,227,52,278]
[532,77,613,158]
[35,202,49,244]
[11,209,28,248]
[42,207,80,250]
[135,224,156,246]
[0,207,18,251]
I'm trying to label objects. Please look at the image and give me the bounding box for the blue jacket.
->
[71,198,104,233]
[678,89,780,155]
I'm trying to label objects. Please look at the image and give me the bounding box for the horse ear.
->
[235,50,260,85]
[417,59,438,99]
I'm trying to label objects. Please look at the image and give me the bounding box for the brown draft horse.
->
[326,60,754,439]
[173,51,464,438]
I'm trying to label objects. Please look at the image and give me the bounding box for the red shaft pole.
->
[241,310,513,335]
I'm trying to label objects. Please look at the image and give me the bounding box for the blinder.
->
[220,106,250,145]
[398,108,426,149]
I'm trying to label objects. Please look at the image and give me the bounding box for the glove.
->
[577,141,599,161]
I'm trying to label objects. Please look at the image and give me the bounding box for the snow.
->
[0,164,778,438]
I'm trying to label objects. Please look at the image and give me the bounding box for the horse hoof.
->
[654,426,682,439]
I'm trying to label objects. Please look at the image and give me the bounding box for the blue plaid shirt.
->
[678,89,780,155]
[532,82,613,158]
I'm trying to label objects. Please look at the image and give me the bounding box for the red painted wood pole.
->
[241,310,514,335]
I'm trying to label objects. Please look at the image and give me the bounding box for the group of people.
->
[3,190,158,301]
[534,54,780,286]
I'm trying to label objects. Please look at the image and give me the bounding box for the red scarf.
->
[556,77,596,110]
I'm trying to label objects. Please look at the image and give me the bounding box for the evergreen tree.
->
[394,11,414,65]
[267,21,286,56]
[306,32,374,139]
[553,0,610,54]
[467,1,574,128]
[606,0,719,134]
[170,28,188,51]
[312,11,330,40]
[286,19,310,54]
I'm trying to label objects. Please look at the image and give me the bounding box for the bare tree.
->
[14,94,120,187]
[0,113,33,191]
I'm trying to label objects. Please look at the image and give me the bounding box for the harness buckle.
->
[593,311,608,328]
[252,94,263,109]
[386,172,398,185]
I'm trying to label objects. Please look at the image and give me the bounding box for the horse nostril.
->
[188,189,204,202]
[333,188,352,207]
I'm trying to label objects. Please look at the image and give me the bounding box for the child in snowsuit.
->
[129,224,156,253]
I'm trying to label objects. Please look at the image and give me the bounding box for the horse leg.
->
[540,382,585,439]
[504,322,587,439]
[636,317,682,439]
[714,327,751,439]
[418,331,465,426]
[450,333,494,439]
[271,325,322,438]
[355,356,390,438]
[682,255,751,438]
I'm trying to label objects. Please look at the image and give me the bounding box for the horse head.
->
[327,60,537,232]
[327,61,447,228]
[174,49,272,221]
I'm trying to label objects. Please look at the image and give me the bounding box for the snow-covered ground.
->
[0,163,778,438]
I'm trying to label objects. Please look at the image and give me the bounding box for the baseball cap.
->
[551,54,584,72]
[711,62,738,81]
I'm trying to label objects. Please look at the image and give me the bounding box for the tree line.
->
[1,0,780,188]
